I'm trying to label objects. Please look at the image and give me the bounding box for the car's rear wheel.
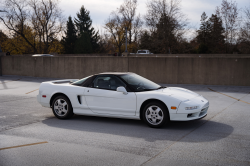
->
[143,102,169,128]
[52,96,73,119]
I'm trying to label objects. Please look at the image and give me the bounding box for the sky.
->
[59,0,250,31]
[0,0,249,37]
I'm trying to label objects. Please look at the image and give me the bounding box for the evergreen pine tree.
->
[207,14,225,53]
[62,16,77,54]
[197,43,209,54]
[74,6,100,52]
[74,32,93,54]
[154,14,177,53]
[197,12,211,53]
[139,31,151,50]
[197,13,225,54]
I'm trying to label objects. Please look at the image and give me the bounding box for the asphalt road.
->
[0,75,250,166]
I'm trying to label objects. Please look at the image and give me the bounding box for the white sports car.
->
[37,72,209,128]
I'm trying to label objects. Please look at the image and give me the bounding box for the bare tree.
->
[98,31,116,54]
[132,14,143,44]
[0,0,65,54]
[145,0,187,32]
[0,0,37,53]
[119,0,140,44]
[29,0,65,53]
[104,12,126,54]
[144,0,188,53]
[238,6,250,53]
[104,0,143,53]
[216,0,240,53]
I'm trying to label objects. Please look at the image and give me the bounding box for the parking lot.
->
[0,75,250,166]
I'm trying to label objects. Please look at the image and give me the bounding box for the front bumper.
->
[170,96,209,121]
[170,106,208,121]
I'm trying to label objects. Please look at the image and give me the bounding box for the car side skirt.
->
[74,108,140,120]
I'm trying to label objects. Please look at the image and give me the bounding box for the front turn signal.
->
[171,106,177,110]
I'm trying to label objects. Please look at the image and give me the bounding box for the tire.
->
[142,102,169,128]
[52,95,74,119]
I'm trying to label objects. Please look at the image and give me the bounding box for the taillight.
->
[42,95,46,98]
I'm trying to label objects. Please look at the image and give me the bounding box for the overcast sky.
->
[60,0,249,30]
[0,0,249,37]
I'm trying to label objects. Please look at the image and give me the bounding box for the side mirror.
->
[117,86,128,95]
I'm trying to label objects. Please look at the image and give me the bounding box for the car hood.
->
[161,87,200,101]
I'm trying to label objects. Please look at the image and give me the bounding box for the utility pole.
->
[125,27,128,53]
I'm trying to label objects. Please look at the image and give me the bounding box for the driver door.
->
[84,75,137,116]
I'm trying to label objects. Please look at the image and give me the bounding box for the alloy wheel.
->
[54,99,68,117]
[145,105,164,125]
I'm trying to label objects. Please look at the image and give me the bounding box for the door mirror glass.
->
[117,86,128,95]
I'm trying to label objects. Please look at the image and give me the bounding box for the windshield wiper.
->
[156,86,167,90]
[135,87,167,92]
[136,89,155,92]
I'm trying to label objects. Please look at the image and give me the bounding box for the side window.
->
[92,76,126,90]
[93,76,111,89]
[109,76,127,90]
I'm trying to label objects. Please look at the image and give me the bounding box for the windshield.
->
[119,74,161,92]
[72,76,91,85]
[137,51,147,53]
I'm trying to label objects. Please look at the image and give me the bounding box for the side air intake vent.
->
[77,95,81,104]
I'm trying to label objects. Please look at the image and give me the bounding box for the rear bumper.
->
[37,94,40,103]
[37,94,50,108]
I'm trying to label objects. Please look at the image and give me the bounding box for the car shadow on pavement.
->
[42,115,234,142]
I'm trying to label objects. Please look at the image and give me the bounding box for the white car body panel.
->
[84,88,136,116]
[37,78,209,121]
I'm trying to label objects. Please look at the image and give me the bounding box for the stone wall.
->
[1,55,250,86]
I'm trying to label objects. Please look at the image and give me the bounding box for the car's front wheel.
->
[52,96,74,119]
[143,102,169,128]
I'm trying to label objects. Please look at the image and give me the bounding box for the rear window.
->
[72,76,92,85]
[138,51,147,53]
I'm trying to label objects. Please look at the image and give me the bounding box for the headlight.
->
[185,106,198,110]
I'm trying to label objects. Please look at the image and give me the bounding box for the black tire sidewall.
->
[142,102,169,128]
[52,96,73,119]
